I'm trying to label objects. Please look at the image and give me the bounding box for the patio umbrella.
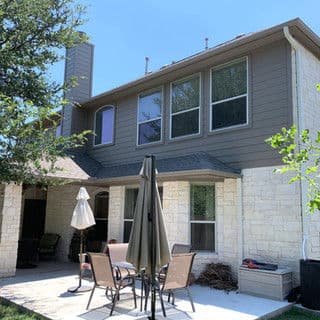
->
[126,155,170,319]
[68,187,95,293]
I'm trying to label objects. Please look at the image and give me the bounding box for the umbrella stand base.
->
[67,285,92,293]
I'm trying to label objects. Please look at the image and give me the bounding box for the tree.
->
[0,0,89,185]
[266,86,320,213]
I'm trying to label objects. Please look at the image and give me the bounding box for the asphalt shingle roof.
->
[95,152,240,179]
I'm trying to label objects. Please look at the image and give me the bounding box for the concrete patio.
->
[0,262,291,320]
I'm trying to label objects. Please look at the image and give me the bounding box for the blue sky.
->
[50,0,320,96]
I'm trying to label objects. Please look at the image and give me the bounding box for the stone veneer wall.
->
[108,186,125,241]
[215,179,239,275]
[298,42,320,261]
[45,184,107,262]
[162,181,189,246]
[162,180,239,277]
[0,183,23,277]
[242,166,302,284]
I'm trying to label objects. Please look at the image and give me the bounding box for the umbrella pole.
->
[68,229,92,293]
[78,229,83,288]
[150,155,156,320]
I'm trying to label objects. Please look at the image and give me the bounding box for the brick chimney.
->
[62,38,94,136]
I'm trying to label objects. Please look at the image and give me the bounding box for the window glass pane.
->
[190,185,215,221]
[191,223,215,251]
[212,96,247,130]
[123,221,133,243]
[94,110,102,145]
[171,109,199,138]
[212,60,247,102]
[124,187,163,220]
[101,107,114,144]
[94,192,109,219]
[172,76,199,113]
[138,119,161,145]
[124,188,139,219]
[139,90,162,122]
[94,107,114,145]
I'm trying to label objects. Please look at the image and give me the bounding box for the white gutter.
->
[283,26,308,260]
[237,177,244,265]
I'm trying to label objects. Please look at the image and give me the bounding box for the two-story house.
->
[1,18,319,282]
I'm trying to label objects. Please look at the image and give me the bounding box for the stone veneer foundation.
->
[242,166,302,284]
[0,183,22,277]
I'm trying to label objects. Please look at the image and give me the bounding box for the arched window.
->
[94,106,115,145]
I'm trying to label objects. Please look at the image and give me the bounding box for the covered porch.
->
[0,152,243,279]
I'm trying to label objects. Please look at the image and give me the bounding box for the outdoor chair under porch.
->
[144,252,196,317]
[86,252,137,316]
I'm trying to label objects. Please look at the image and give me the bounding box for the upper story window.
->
[137,89,162,145]
[170,74,200,139]
[211,58,247,131]
[94,106,115,146]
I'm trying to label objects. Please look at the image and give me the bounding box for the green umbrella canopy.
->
[126,157,170,274]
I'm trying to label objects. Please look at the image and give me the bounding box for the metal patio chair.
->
[161,252,196,316]
[158,243,192,281]
[38,233,61,260]
[171,243,192,254]
[108,243,137,279]
[86,252,137,316]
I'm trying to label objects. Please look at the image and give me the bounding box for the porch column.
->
[0,183,23,277]
[162,181,190,248]
[108,186,125,242]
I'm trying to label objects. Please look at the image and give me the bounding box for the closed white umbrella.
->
[71,187,95,230]
[68,187,95,293]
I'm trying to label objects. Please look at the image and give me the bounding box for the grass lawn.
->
[271,308,320,320]
[0,301,46,320]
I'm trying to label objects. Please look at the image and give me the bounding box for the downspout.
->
[237,177,244,265]
[283,26,308,260]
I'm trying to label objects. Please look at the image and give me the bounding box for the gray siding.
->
[86,39,292,171]
[62,42,94,136]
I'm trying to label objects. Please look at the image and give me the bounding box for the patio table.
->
[112,261,136,270]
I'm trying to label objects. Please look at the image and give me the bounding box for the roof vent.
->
[145,56,149,75]
[205,37,209,50]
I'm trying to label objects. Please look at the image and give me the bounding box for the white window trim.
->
[190,183,216,252]
[136,87,164,146]
[209,57,249,133]
[169,73,201,140]
[93,105,116,147]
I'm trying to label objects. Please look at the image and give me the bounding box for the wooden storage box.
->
[238,266,292,300]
